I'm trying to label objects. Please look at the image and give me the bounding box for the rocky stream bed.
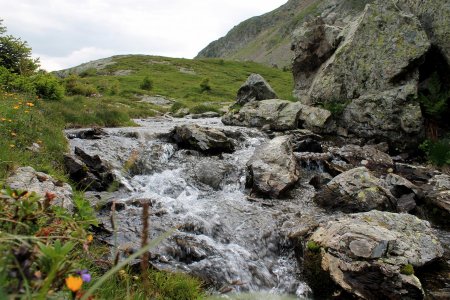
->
[52,116,449,299]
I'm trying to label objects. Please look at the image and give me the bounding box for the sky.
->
[0,0,287,71]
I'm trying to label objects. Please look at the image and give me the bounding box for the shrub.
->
[32,72,64,100]
[419,139,450,166]
[140,76,153,91]
[79,68,97,78]
[190,103,220,114]
[170,101,187,113]
[419,72,450,120]
[64,74,98,97]
[199,78,211,93]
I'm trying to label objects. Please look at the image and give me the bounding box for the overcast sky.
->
[1,0,287,71]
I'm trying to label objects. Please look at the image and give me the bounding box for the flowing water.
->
[67,117,324,298]
[66,116,450,299]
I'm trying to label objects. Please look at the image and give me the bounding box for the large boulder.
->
[291,17,342,99]
[169,124,235,154]
[236,73,277,106]
[314,167,396,213]
[6,166,74,212]
[293,1,431,149]
[395,0,450,64]
[222,99,332,132]
[306,211,444,299]
[247,136,299,198]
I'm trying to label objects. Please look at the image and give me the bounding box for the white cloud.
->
[0,0,288,71]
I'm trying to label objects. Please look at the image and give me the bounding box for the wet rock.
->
[294,138,322,153]
[247,136,299,198]
[128,143,175,175]
[193,160,235,190]
[307,210,444,299]
[190,111,221,119]
[236,73,277,106]
[64,147,115,191]
[169,124,235,154]
[222,99,332,132]
[6,166,73,212]
[67,127,106,140]
[314,167,396,213]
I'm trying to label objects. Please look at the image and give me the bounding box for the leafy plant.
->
[418,72,450,120]
[419,139,450,166]
[140,76,153,91]
[199,78,211,93]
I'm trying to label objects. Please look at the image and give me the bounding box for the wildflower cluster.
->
[0,188,96,298]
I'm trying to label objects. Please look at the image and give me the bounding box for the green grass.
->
[62,55,295,114]
[0,90,67,180]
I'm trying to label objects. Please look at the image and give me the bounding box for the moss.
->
[303,250,336,298]
[306,240,321,253]
[400,264,414,275]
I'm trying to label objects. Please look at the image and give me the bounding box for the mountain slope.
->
[196,0,321,68]
[196,0,375,68]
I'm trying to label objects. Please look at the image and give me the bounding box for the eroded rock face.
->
[222,99,332,132]
[314,167,396,213]
[247,136,299,198]
[292,1,432,149]
[236,73,278,106]
[308,210,444,299]
[169,124,235,154]
[291,17,342,99]
[6,166,73,212]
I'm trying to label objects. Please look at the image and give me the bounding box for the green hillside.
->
[53,55,294,127]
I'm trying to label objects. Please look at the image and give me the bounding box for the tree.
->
[0,19,39,75]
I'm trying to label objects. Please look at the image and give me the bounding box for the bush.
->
[32,72,64,101]
[64,74,98,97]
[140,76,153,91]
[170,101,187,113]
[79,68,97,78]
[419,139,450,166]
[199,78,211,93]
[419,72,450,120]
[190,103,220,114]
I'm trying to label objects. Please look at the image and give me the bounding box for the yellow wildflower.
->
[65,275,83,292]
[25,110,29,113]
[87,234,93,243]
[1,118,6,121]
[11,132,16,137]
[13,105,19,109]
[26,102,34,107]
[9,144,15,148]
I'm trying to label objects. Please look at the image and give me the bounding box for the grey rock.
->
[328,144,394,175]
[222,99,332,132]
[385,173,421,213]
[194,160,234,190]
[292,17,342,99]
[424,174,450,225]
[236,74,277,106]
[169,124,235,154]
[6,166,74,212]
[173,108,190,118]
[190,111,221,119]
[247,136,299,198]
[64,147,115,191]
[314,167,396,213]
[308,210,444,299]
